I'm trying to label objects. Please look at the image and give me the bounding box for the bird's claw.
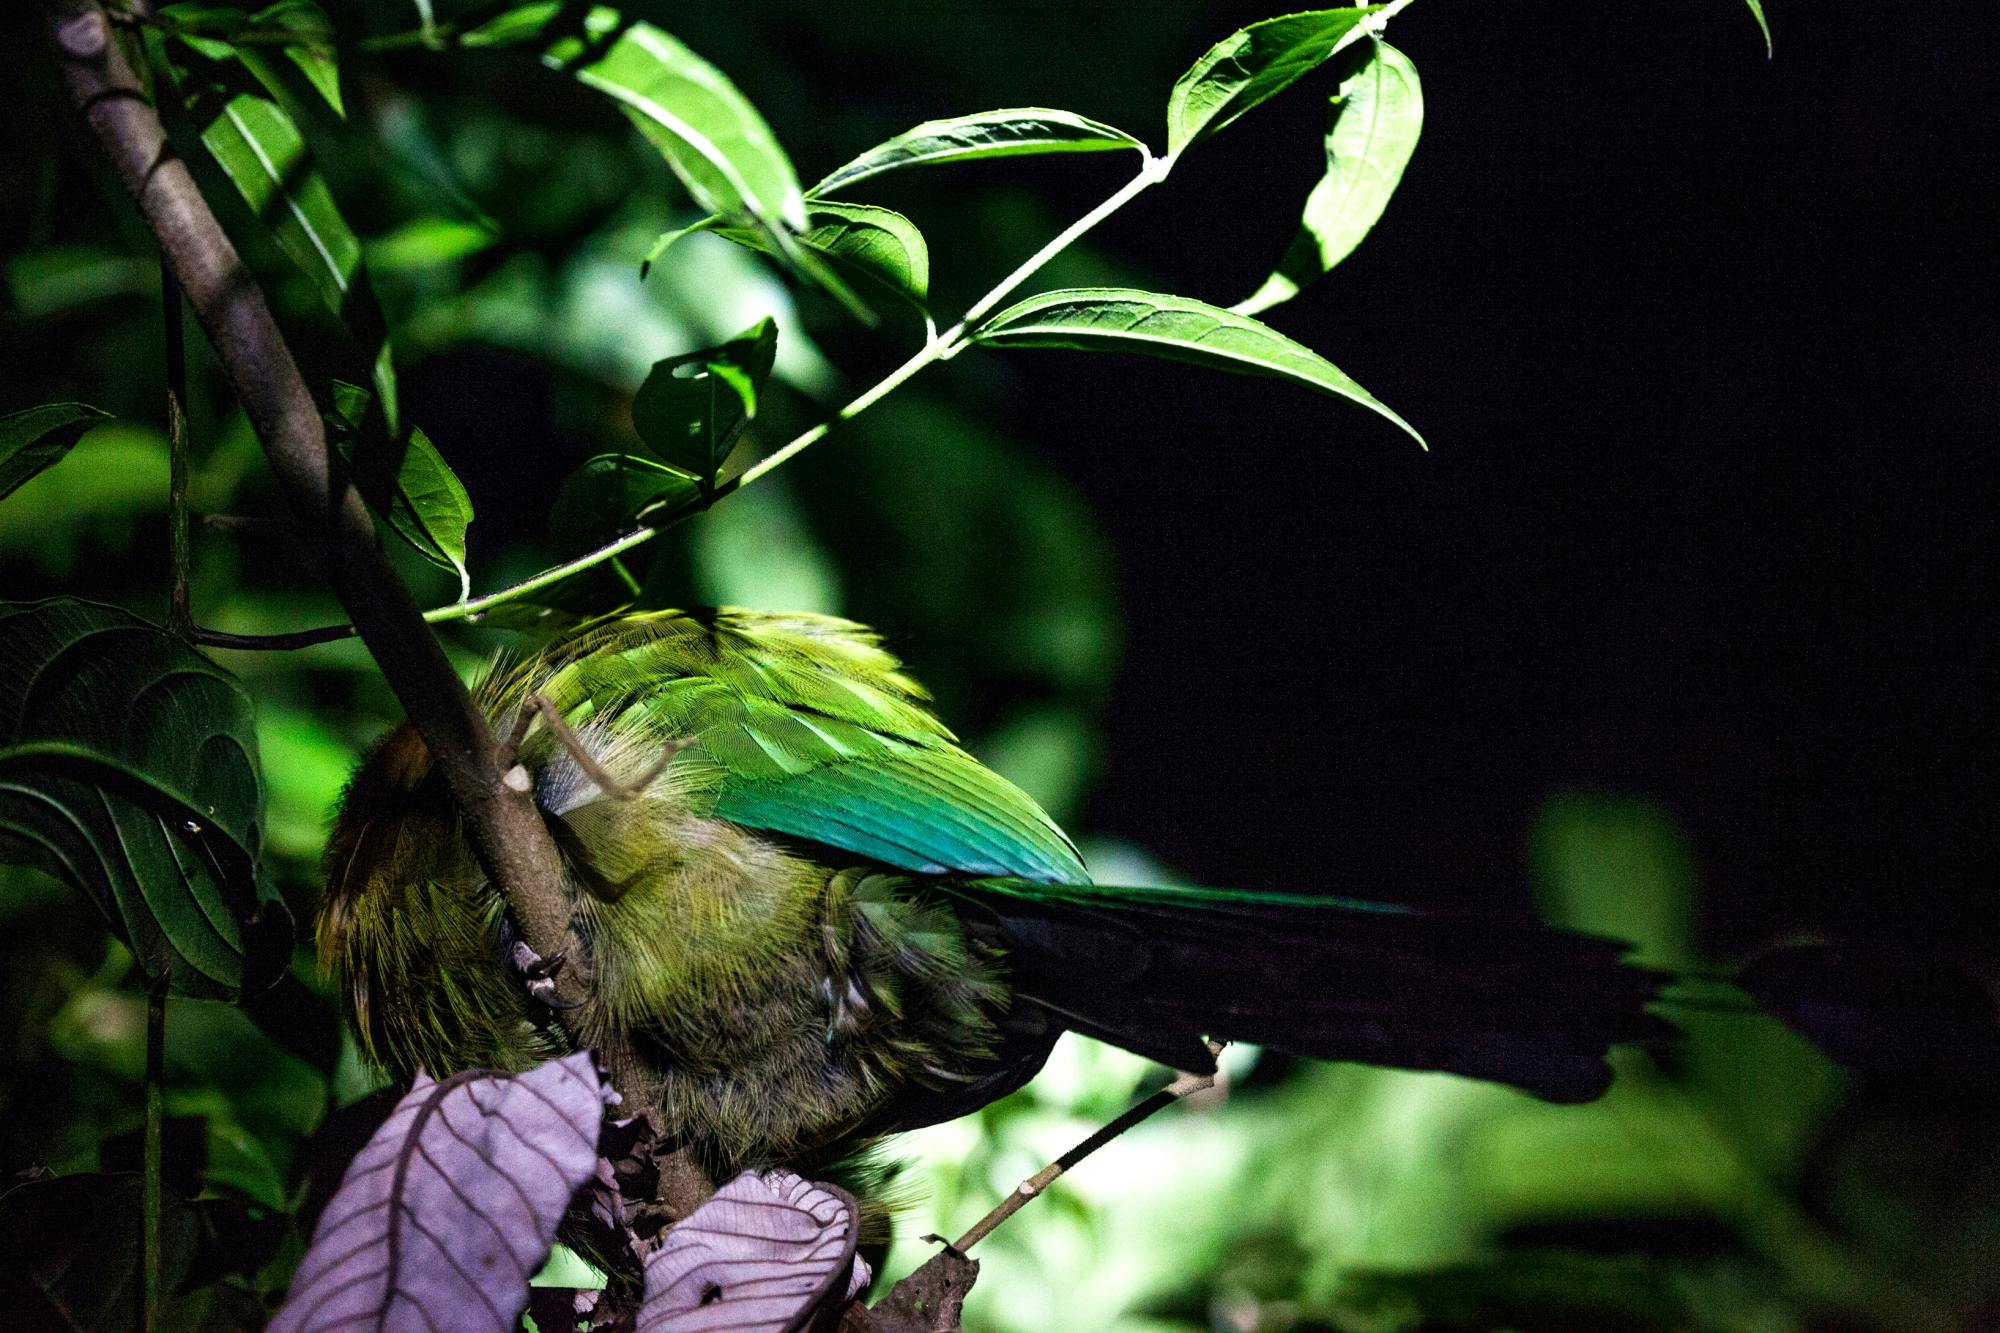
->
[509,939,586,1011]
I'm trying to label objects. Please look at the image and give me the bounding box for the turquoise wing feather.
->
[483,609,1086,883]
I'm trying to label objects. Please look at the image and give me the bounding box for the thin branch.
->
[951,1048,1221,1254]
[44,0,662,1100]
[162,259,191,637]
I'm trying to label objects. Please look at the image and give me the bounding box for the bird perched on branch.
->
[319,609,1665,1186]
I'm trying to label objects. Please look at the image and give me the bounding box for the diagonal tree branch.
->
[43,0,658,1097]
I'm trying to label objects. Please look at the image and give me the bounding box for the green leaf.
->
[811,108,1146,196]
[326,382,474,600]
[548,454,701,556]
[711,201,930,316]
[0,403,113,502]
[1743,0,1773,57]
[639,214,723,278]
[543,10,804,233]
[0,599,291,999]
[1165,6,1393,162]
[533,9,872,323]
[632,318,780,485]
[198,91,360,317]
[251,1,345,117]
[799,201,929,305]
[972,287,1423,447]
[1236,40,1422,316]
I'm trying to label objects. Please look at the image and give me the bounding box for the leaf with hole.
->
[326,382,474,600]
[641,1169,867,1329]
[633,318,779,485]
[0,599,291,999]
[1166,6,1391,161]
[267,1055,608,1333]
[1236,40,1422,316]
[973,287,1423,446]
[0,403,112,503]
[548,454,702,556]
[812,107,1145,196]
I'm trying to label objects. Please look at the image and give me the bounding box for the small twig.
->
[950,1047,1222,1254]
[198,512,295,536]
[162,260,190,638]
[502,694,689,801]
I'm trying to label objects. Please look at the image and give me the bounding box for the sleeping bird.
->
[318,608,1665,1192]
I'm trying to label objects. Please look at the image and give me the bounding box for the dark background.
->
[671,0,2000,953]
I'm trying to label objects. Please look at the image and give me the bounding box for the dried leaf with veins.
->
[639,1168,867,1331]
[269,1053,608,1333]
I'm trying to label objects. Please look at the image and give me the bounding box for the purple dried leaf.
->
[270,1052,608,1333]
[639,1169,866,1333]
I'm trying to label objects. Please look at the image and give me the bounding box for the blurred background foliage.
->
[2,1,1997,1329]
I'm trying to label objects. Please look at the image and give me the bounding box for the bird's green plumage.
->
[319,607,1662,1198]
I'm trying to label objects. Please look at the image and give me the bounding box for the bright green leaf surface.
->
[0,599,289,999]
[799,200,930,305]
[632,318,779,484]
[0,404,112,502]
[325,382,474,600]
[811,108,1145,196]
[548,453,701,555]
[544,10,808,233]
[973,287,1423,447]
[1236,40,1422,316]
[1744,0,1773,56]
[1165,7,1384,161]
[198,92,360,316]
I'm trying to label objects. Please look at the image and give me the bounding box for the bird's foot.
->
[500,915,586,1011]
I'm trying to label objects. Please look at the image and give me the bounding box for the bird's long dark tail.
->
[948,878,1671,1103]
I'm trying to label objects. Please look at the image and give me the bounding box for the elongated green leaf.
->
[1236,40,1422,316]
[0,599,290,999]
[1166,7,1390,161]
[544,10,806,232]
[531,9,873,320]
[633,319,779,485]
[199,92,359,314]
[973,287,1423,446]
[812,108,1145,196]
[548,454,701,555]
[0,403,112,502]
[1743,0,1773,56]
[326,382,473,600]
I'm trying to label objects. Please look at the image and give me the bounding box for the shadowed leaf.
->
[0,598,290,998]
[549,453,702,555]
[1235,40,1422,316]
[812,107,1144,196]
[326,381,475,600]
[1165,7,1390,161]
[0,402,112,502]
[269,1054,608,1333]
[0,1174,201,1331]
[973,287,1423,447]
[639,1168,865,1331]
[633,318,779,486]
